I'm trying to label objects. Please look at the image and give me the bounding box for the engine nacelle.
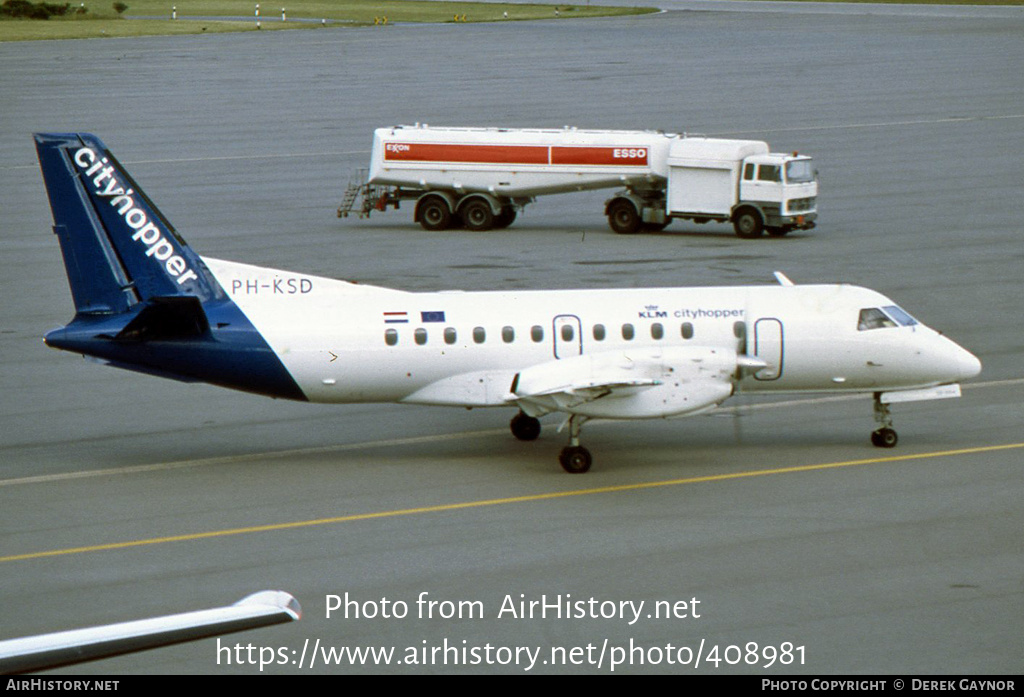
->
[512,346,738,419]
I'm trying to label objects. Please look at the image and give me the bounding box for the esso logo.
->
[386,143,411,153]
[613,148,646,160]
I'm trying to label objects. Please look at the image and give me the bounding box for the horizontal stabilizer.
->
[112,296,211,342]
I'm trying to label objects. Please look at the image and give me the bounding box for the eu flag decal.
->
[421,311,446,323]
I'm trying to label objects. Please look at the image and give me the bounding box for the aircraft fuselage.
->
[203,258,979,410]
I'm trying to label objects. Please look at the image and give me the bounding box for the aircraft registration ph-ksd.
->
[35,133,982,473]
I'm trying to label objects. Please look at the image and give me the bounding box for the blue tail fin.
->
[34,133,222,315]
[36,133,306,401]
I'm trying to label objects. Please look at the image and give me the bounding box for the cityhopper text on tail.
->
[36,134,981,473]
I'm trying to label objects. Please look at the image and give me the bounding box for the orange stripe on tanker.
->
[383,142,549,165]
[551,146,648,166]
[382,142,648,167]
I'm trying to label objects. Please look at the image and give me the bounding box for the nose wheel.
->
[871,427,898,448]
[871,394,899,448]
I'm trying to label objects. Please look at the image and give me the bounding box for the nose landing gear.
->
[871,393,899,448]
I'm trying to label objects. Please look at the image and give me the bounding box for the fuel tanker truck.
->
[338,125,818,238]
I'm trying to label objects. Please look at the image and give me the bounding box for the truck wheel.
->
[461,199,495,231]
[494,207,517,229]
[733,208,764,239]
[641,221,669,232]
[418,196,452,231]
[608,200,641,234]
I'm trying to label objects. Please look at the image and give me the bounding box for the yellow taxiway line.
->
[2,441,1022,564]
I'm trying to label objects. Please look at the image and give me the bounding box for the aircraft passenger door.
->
[553,315,582,359]
[753,318,784,381]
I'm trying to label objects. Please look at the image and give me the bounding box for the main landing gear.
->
[871,393,898,448]
[510,411,541,442]
[509,411,593,473]
[558,415,592,474]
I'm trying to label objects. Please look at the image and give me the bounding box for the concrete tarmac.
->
[1,4,1022,674]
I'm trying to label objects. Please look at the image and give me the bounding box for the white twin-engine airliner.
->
[35,134,981,473]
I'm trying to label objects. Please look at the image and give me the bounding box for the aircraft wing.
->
[0,591,300,674]
[509,347,754,419]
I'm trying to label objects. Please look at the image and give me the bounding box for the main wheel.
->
[510,413,541,442]
[559,445,593,474]
[607,200,641,234]
[418,196,452,231]
[461,199,495,231]
[871,428,898,448]
[733,208,764,238]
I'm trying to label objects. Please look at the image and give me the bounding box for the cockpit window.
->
[858,306,918,331]
[859,308,895,330]
[882,305,918,327]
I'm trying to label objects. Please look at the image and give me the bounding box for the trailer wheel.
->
[733,208,764,239]
[494,207,517,229]
[461,199,495,231]
[608,200,641,234]
[418,196,453,231]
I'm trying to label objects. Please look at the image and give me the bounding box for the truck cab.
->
[658,138,818,238]
[735,153,818,237]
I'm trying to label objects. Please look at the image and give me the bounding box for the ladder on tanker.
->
[337,168,390,219]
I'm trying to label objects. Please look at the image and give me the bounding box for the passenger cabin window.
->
[414,328,428,345]
[502,326,515,343]
[651,323,664,340]
[531,325,544,342]
[561,324,574,342]
[621,323,635,340]
[593,324,606,341]
[444,327,457,345]
[681,322,694,339]
[473,327,486,344]
[385,328,398,346]
[733,321,746,339]
[757,164,781,182]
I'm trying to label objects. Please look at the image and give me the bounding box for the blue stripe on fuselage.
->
[45,298,307,401]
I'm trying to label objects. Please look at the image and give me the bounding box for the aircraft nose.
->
[955,344,982,381]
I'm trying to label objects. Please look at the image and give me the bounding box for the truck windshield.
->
[785,160,815,183]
